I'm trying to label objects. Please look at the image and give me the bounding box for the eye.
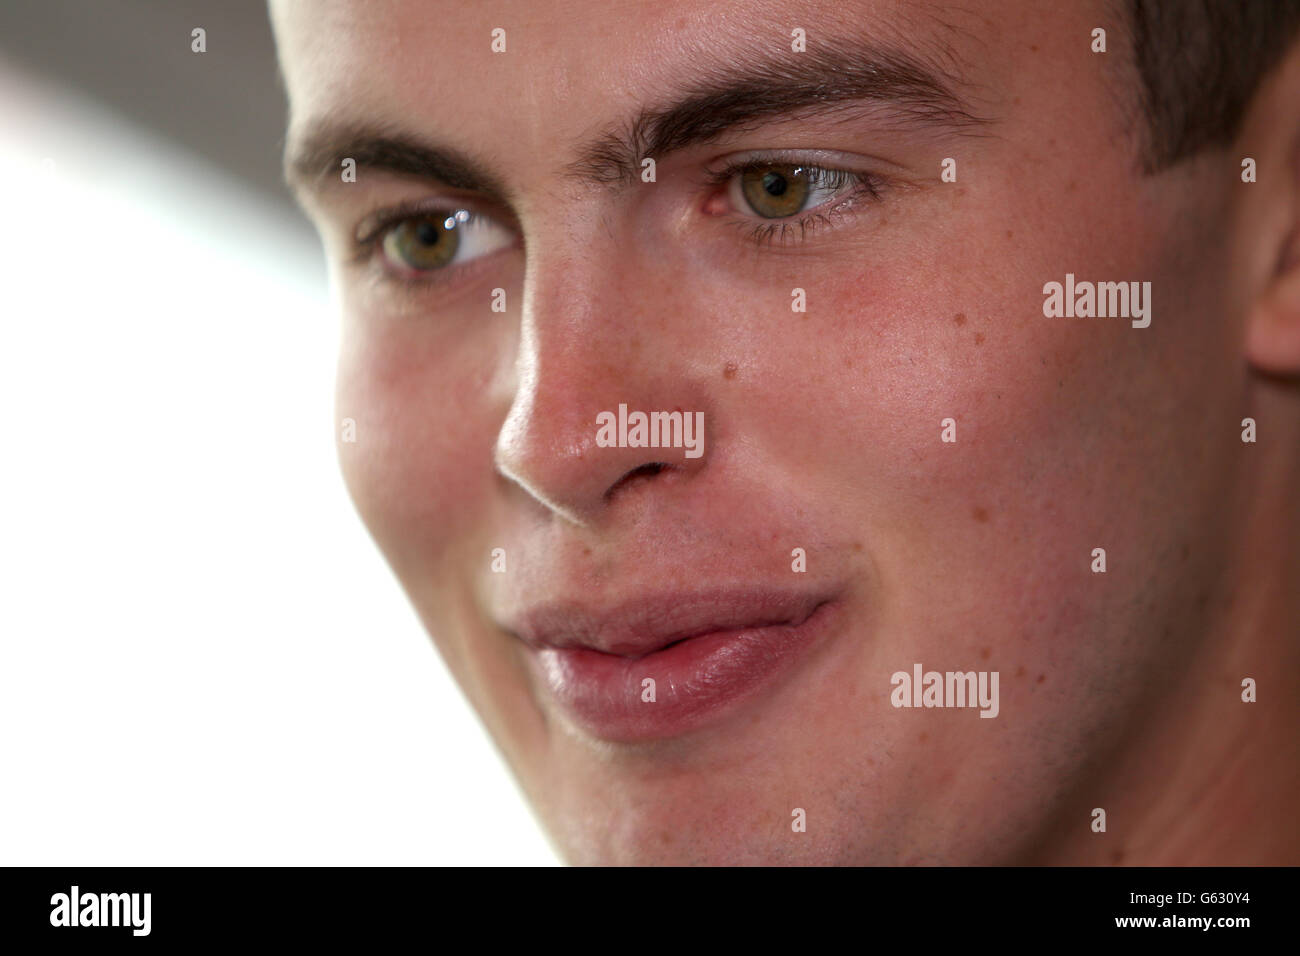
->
[727,163,865,220]
[368,207,515,276]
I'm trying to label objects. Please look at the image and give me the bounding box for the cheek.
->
[779,192,1210,682]
[333,310,512,582]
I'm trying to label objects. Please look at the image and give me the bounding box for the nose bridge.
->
[493,216,708,523]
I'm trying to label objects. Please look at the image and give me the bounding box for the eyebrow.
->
[571,36,989,185]
[285,129,509,201]
[285,32,989,197]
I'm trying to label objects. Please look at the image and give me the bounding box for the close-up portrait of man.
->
[269,0,1300,867]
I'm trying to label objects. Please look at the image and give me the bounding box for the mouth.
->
[505,588,843,742]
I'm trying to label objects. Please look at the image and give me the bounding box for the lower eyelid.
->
[359,213,515,274]
[392,238,515,278]
[347,164,878,279]
[740,203,858,248]
[727,179,881,248]
[363,242,521,300]
[708,164,882,219]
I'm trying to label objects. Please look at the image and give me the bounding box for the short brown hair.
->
[1128,0,1300,171]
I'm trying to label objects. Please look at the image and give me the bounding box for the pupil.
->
[415,221,440,245]
[762,171,788,196]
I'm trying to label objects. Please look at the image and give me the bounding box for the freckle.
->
[974,332,985,345]
[954,312,967,326]
[1030,44,1039,52]
[1181,543,1190,562]
[1066,180,1077,192]
[979,647,991,661]
[972,506,989,523]
[581,547,591,556]
[1005,229,1013,239]
[1015,665,1026,678]
[867,757,875,766]
[853,541,864,553]
[1036,674,1046,684]
[1111,848,1125,865]
[844,356,854,368]
[919,731,929,743]
[723,361,737,380]
[1196,589,1209,610]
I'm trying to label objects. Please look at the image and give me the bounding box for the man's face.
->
[276,0,1245,863]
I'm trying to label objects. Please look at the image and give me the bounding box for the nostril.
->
[604,462,670,501]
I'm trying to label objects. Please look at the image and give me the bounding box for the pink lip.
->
[507,589,841,741]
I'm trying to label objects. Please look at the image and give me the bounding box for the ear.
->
[1243,43,1300,376]
[1246,240,1300,375]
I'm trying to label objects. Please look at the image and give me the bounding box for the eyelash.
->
[349,160,884,283]
[704,160,884,248]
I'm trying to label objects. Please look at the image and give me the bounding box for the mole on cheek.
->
[972,506,990,523]
[723,362,738,380]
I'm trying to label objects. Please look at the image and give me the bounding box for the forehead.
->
[272,0,1048,141]
[271,0,1132,221]
[271,0,966,88]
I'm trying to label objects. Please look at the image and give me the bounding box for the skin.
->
[273,0,1300,864]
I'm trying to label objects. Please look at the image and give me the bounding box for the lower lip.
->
[528,600,840,742]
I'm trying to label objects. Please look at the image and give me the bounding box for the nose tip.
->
[494,389,708,525]
[493,237,711,524]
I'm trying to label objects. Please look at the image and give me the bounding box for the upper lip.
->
[502,587,833,658]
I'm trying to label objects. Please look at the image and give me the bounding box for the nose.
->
[493,246,710,526]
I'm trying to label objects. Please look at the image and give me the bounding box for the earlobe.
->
[1246,235,1300,375]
